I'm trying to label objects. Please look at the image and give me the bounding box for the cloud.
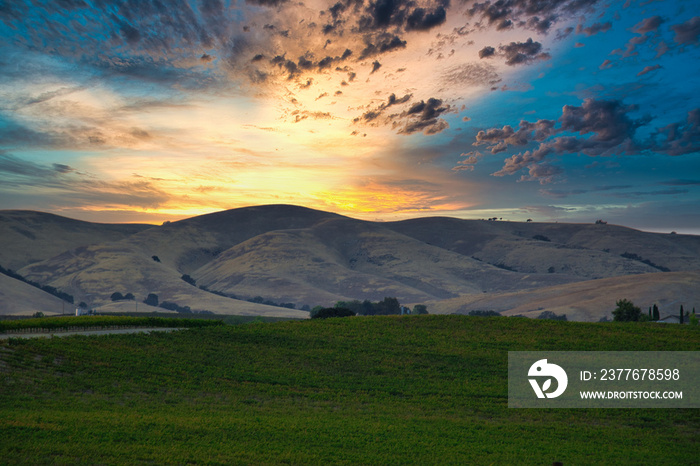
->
[500,38,550,66]
[576,21,611,36]
[0,150,171,209]
[658,179,700,186]
[540,185,634,198]
[471,98,645,183]
[441,62,500,87]
[453,151,483,171]
[371,60,382,73]
[357,0,449,33]
[517,163,563,185]
[478,38,549,66]
[637,64,661,76]
[467,0,603,34]
[405,5,448,31]
[359,33,407,59]
[395,98,452,135]
[478,46,496,58]
[632,15,663,34]
[671,16,700,45]
[354,92,412,123]
[651,108,700,156]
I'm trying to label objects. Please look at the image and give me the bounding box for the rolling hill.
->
[2,205,699,320]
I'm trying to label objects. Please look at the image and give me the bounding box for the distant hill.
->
[0,273,67,316]
[0,210,151,271]
[2,205,699,320]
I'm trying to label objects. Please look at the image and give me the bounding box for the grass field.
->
[1,315,698,464]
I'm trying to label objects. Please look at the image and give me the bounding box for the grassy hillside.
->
[4,205,700,319]
[1,316,698,464]
[0,273,67,316]
[433,270,700,321]
[0,210,151,271]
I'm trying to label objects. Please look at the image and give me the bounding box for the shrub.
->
[311,307,355,319]
[412,304,428,315]
[536,311,567,321]
[468,310,502,317]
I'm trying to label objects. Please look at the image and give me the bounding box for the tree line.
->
[613,299,697,325]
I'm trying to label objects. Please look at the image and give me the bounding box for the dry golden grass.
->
[2,205,699,320]
[0,273,67,316]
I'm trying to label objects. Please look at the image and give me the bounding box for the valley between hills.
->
[1,204,699,321]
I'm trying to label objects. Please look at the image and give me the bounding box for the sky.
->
[1,0,699,233]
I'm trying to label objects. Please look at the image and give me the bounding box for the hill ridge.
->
[2,205,699,319]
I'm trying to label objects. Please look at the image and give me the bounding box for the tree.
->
[181,274,196,286]
[612,299,642,322]
[652,304,660,321]
[536,311,567,321]
[124,292,135,300]
[143,293,159,307]
[311,307,355,319]
[376,297,401,315]
[151,255,161,262]
[412,304,428,315]
[468,310,502,317]
[110,292,125,301]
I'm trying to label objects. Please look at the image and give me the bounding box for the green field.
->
[1,316,698,464]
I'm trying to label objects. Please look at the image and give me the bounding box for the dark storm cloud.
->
[671,16,700,45]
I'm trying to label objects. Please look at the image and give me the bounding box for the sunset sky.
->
[1,0,699,232]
